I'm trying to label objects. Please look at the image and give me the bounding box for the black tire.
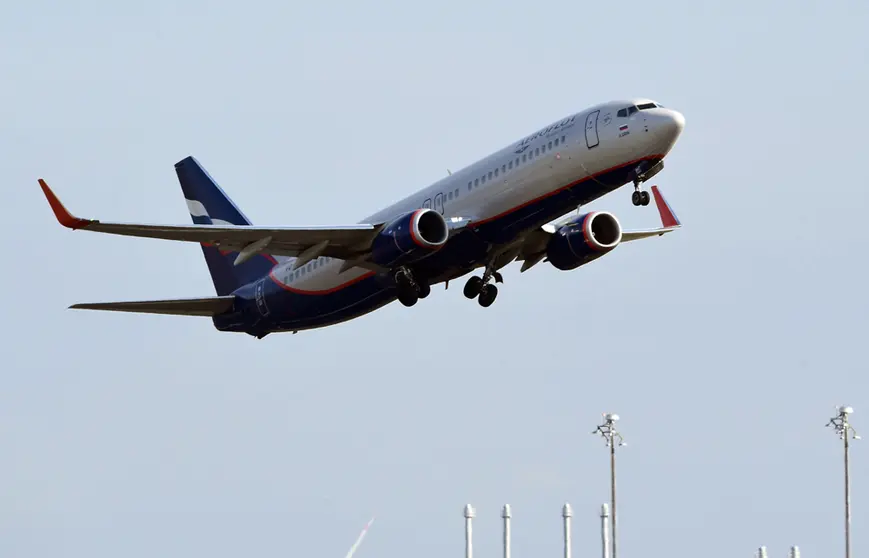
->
[631,191,641,206]
[641,191,651,206]
[417,283,431,299]
[398,289,418,307]
[478,285,498,307]
[464,276,483,299]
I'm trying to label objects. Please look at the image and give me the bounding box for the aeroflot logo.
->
[513,115,577,153]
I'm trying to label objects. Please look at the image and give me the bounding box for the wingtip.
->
[650,185,681,228]
[38,178,92,230]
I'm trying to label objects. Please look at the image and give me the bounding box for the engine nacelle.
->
[369,208,449,267]
[546,211,622,271]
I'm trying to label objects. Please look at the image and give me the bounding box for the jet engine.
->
[369,208,449,267]
[546,211,622,271]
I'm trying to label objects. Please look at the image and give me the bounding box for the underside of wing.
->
[70,296,236,316]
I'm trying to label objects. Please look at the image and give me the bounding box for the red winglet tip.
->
[650,185,680,228]
[38,179,91,230]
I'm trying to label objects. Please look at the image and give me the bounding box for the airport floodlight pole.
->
[827,406,860,558]
[593,413,626,558]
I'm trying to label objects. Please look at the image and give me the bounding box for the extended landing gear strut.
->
[463,267,503,308]
[630,160,665,207]
[395,268,430,307]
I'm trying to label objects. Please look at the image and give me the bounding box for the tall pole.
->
[464,504,475,558]
[502,504,511,558]
[600,503,610,558]
[610,439,616,558]
[594,413,626,558]
[562,503,572,558]
[827,406,860,558]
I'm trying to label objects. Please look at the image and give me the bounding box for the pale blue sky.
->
[2,0,867,556]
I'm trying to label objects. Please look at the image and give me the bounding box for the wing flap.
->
[70,296,236,316]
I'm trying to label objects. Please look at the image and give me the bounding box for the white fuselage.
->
[267,98,685,293]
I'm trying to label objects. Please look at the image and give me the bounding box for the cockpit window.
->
[637,102,657,110]
[618,105,639,118]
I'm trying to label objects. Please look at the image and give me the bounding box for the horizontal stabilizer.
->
[70,296,236,317]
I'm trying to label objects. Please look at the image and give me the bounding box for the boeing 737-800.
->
[39,98,685,338]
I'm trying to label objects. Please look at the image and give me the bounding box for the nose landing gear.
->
[629,160,664,206]
[631,187,651,206]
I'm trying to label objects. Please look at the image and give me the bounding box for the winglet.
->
[650,185,681,228]
[38,179,94,230]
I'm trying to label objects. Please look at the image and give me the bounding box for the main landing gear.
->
[463,267,503,308]
[395,268,430,307]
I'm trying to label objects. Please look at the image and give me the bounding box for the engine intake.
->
[370,209,449,267]
[546,211,622,271]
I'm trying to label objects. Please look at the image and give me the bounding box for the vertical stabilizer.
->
[174,156,278,295]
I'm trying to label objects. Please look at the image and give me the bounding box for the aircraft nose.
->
[662,109,685,139]
[653,109,685,154]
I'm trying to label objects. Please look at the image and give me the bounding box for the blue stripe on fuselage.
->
[212,156,660,336]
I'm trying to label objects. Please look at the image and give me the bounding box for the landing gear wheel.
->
[395,269,419,307]
[417,283,431,299]
[464,276,483,299]
[640,191,650,206]
[398,289,418,307]
[631,191,642,206]
[478,285,498,307]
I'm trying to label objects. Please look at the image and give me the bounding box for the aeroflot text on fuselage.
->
[514,115,577,153]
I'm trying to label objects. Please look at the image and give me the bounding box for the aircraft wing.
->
[39,179,386,263]
[516,185,681,272]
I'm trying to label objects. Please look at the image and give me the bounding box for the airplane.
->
[38,98,685,338]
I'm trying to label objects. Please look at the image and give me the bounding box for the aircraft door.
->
[434,192,444,215]
[585,110,600,149]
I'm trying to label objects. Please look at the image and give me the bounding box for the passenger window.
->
[522,154,526,162]
[515,158,519,166]
[475,178,479,187]
[468,181,472,191]
[494,168,499,177]
[548,141,552,150]
[508,161,513,169]
[482,175,486,184]
[535,147,540,156]
[448,191,453,200]
[488,171,493,180]
[554,138,559,146]
[502,164,506,173]
[455,188,459,197]
[561,135,565,143]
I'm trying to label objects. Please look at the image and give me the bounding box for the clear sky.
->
[2,0,867,556]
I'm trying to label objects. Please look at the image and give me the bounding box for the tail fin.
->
[174,156,278,295]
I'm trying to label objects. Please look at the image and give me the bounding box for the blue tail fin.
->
[174,156,278,295]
